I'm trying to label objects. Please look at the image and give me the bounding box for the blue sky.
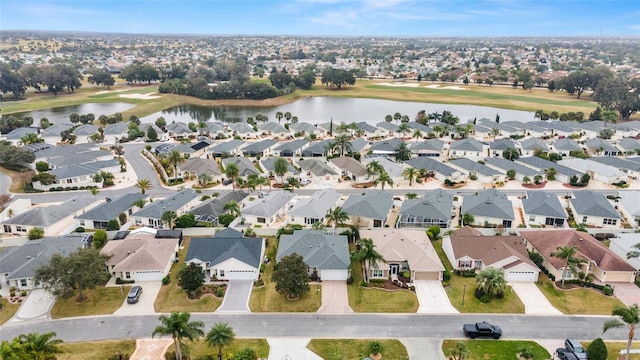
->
[2,0,639,36]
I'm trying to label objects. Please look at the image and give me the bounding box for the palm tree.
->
[223,200,241,218]
[161,211,177,229]
[198,173,212,186]
[432,125,444,138]
[132,198,147,209]
[351,238,385,283]
[366,160,383,183]
[412,129,423,143]
[397,123,410,138]
[331,134,352,156]
[393,142,412,163]
[285,176,300,192]
[275,111,284,123]
[0,337,27,360]
[326,206,349,234]
[462,213,474,226]
[224,162,239,190]
[134,178,152,194]
[375,170,393,190]
[18,332,63,360]
[603,304,640,360]
[385,114,393,123]
[273,157,289,185]
[167,150,185,180]
[551,245,583,287]
[393,112,402,125]
[475,267,507,299]
[403,167,418,186]
[284,111,292,122]
[206,322,236,360]
[627,243,640,260]
[152,312,205,360]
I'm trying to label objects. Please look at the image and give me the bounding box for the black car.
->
[556,348,579,360]
[127,286,143,304]
[222,178,233,185]
[462,321,502,339]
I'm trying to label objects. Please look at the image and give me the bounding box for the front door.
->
[390,264,399,276]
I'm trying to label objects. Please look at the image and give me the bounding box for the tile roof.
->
[449,227,536,270]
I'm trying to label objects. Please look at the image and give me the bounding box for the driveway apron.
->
[414,280,458,314]
[510,282,562,315]
[113,281,162,316]
[10,288,55,323]
[268,338,322,360]
[318,281,353,314]
[129,338,173,360]
[609,282,640,307]
[401,338,446,360]
[216,281,252,313]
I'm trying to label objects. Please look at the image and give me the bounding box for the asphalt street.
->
[0,313,631,344]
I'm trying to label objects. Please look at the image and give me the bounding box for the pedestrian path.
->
[401,338,446,360]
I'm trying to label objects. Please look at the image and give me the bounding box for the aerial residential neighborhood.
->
[1,2,640,358]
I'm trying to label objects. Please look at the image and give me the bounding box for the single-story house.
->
[241,139,278,157]
[75,192,147,230]
[241,191,295,227]
[449,158,505,184]
[178,158,224,183]
[519,137,549,157]
[273,139,308,157]
[188,191,249,226]
[585,138,620,156]
[103,122,129,144]
[132,189,200,229]
[405,157,465,183]
[360,229,445,282]
[221,157,260,178]
[461,189,515,228]
[411,139,445,158]
[485,157,543,183]
[342,190,394,228]
[489,138,516,158]
[569,190,621,228]
[166,122,196,139]
[329,156,369,183]
[396,189,453,228]
[443,226,540,282]
[522,230,636,283]
[296,158,340,186]
[228,122,258,139]
[101,227,180,282]
[287,189,340,226]
[558,158,626,184]
[41,123,74,144]
[515,156,582,184]
[522,191,567,227]
[590,157,640,180]
[301,139,332,157]
[257,121,289,138]
[551,138,583,156]
[209,139,245,157]
[449,138,487,160]
[260,157,299,179]
[277,230,350,281]
[186,228,265,281]
[609,233,640,271]
[289,122,326,138]
[361,156,405,184]
[370,138,406,156]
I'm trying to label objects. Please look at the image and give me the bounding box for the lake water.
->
[140,97,536,125]
[3,103,135,124]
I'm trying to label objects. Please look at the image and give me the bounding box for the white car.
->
[300,178,312,186]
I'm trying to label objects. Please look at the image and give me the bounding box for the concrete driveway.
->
[267,338,322,360]
[113,282,162,316]
[401,338,446,360]
[217,281,252,313]
[318,281,353,314]
[610,282,640,307]
[414,280,458,314]
[9,288,55,323]
[511,282,562,315]
[129,338,173,360]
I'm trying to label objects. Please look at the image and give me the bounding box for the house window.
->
[220,270,225,277]
[372,269,384,278]
[20,279,27,287]
[16,226,27,232]
[257,217,266,224]
[125,272,131,279]
[582,216,588,223]
[529,216,535,222]
[603,218,617,225]
[458,260,471,268]
[305,218,318,225]
[79,220,85,226]
[135,218,141,224]
[3,225,10,233]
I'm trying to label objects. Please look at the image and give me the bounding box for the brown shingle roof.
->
[449,226,536,269]
[521,230,635,272]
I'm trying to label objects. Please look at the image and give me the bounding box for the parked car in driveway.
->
[127,286,143,304]
[564,339,588,359]
[556,348,580,360]
[222,178,233,186]
[300,178,312,186]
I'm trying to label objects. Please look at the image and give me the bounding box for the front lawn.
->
[536,274,625,314]
[58,340,136,360]
[154,237,222,313]
[0,299,20,325]
[583,341,640,360]
[347,256,418,313]
[50,287,130,319]
[442,340,549,360]
[170,339,269,359]
[432,238,454,271]
[249,237,321,312]
[308,339,408,360]
[445,274,525,313]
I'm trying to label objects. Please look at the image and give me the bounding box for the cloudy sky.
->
[2,0,639,36]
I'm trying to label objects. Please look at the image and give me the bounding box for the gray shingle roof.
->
[450,138,484,152]
[490,138,515,150]
[189,191,249,218]
[242,139,277,155]
[288,189,340,219]
[449,158,502,176]
[399,189,453,220]
[289,122,318,133]
[485,157,541,176]
[221,157,259,177]
[342,190,393,220]
[405,157,459,176]
[228,122,256,133]
[166,122,195,135]
[553,138,582,152]
[411,139,444,151]
[585,138,618,152]
[277,230,350,270]
[48,159,120,179]
[187,233,263,269]
[258,121,287,133]
[376,121,398,131]
[179,158,222,175]
[589,157,640,172]
[302,139,332,157]
[241,191,295,218]
[210,139,245,155]
[73,124,99,136]
[522,191,567,219]
[42,123,74,137]
[349,138,368,152]
[355,122,378,133]
[3,196,97,227]
[260,157,298,175]
[76,193,147,222]
[617,138,640,152]
[462,189,514,220]
[133,189,198,219]
[516,156,582,178]
[297,158,338,176]
[103,122,128,135]
[6,127,38,139]
[274,139,307,153]
[370,138,405,153]
[520,137,549,151]
[570,190,620,219]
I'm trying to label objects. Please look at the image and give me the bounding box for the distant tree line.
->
[0,62,85,98]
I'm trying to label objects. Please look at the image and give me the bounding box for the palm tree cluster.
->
[325,206,349,234]
[352,238,385,284]
[0,331,63,360]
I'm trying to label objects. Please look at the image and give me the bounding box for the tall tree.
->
[551,246,583,287]
[34,248,111,301]
[19,332,64,360]
[134,178,152,195]
[0,337,27,360]
[205,322,236,360]
[402,167,418,186]
[331,134,352,156]
[223,200,241,218]
[366,160,383,183]
[351,238,385,283]
[272,253,310,299]
[162,211,178,229]
[152,312,205,360]
[603,304,640,360]
[325,207,349,234]
[273,157,289,185]
[167,150,185,180]
[375,170,393,190]
[178,263,205,298]
[393,142,412,163]
[224,162,239,190]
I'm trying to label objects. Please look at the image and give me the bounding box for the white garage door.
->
[507,271,538,282]
[320,270,348,281]
[135,270,163,282]
[226,270,257,280]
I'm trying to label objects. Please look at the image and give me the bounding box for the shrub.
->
[27,227,44,240]
[367,341,384,356]
[586,338,608,360]
[603,285,613,296]
[346,276,354,285]
[254,279,264,287]
[455,269,476,277]
[162,276,170,285]
[106,219,120,231]
[75,227,85,233]
[10,291,15,297]
[443,269,451,282]
[20,290,27,296]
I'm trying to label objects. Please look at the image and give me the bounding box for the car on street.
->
[555,348,580,360]
[127,286,143,304]
[564,339,588,359]
[462,321,502,339]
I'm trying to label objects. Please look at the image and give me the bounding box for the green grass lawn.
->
[442,340,549,360]
[583,341,640,360]
[154,237,223,313]
[249,237,321,312]
[432,238,453,271]
[347,256,419,313]
[50,286,131,319]
[536,274,624,314]
[58,340,136,360]
[445,274,525,314]
[308,339,408,360]
[170,338,269,359]
[0,299,20,325]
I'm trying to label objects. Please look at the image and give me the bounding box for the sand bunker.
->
[94,89,126,95]
[376,82,421,87]
[424,84,467,90]
[119,93,161,100]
